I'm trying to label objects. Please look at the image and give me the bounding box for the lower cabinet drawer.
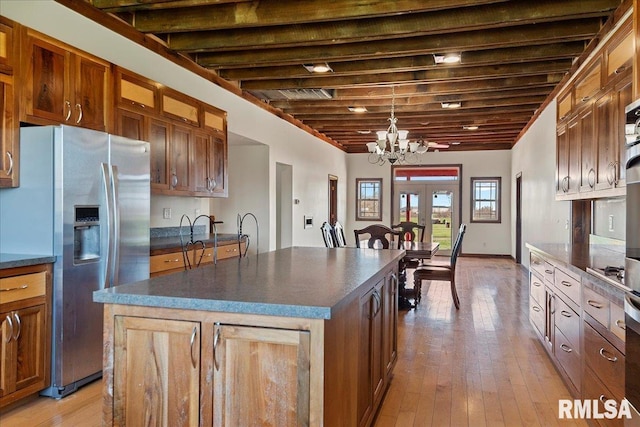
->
[582,366,625,427]
[530,272,545,306]
[530,299,544,337]
[609,303,626,343]
[554,326,581,391]
[584,286,611,328]
[150,252,185,273]
[555,295,580,351]
[554,267,581,306]
[584,321,625,401]
[0,271,47,304]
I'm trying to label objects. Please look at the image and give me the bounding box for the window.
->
[471,177,501,223]
[356,178,382,221]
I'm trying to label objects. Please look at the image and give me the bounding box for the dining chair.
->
[392,221,426,267]
[412,223,466,309]
[332,220,348,247]
[321,221,336,247]
[354,224,403,249]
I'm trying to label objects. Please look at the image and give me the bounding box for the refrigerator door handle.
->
[110,165,121,287]
[101,163,115,289]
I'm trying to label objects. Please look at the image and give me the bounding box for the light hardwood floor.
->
[0,257,584,427]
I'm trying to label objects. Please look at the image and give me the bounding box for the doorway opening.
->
[276,163,292,250]
[328,175,338,225]
[392,165,462,255]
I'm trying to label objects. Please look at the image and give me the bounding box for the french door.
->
[393,183,458,255]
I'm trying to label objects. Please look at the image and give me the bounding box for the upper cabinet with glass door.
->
[0,18,17,188]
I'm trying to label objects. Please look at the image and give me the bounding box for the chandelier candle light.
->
[367,86,421,165]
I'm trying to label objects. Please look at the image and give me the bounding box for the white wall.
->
[346,150,513,255]
[511,101,571,267]
[2,1,348,251]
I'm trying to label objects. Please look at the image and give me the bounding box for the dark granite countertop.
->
[94,247,405,319]
[526,242,627,291]
[0,253,56,270]
[150,233,241,251]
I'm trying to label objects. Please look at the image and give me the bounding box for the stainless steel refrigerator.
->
[0,125,150,398]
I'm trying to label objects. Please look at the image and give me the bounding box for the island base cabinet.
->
[213,324,310,426]
[113,316,202,427]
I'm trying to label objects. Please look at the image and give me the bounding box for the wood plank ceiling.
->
[83,0,625,153]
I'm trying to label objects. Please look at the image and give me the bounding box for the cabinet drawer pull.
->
[616,319,626,330]
[0,284,28,292]
[213,325,220,371]
[560,343,572,353]
[4,315,13,343]
[581,96,590,102]
[599,394,610,405]
[533,281,542,287]
[587,300,604,309]
[163,258,181,263]
[532,305,541,313]
[6,151,13,176]
[599,348,618,362]
[189,326,197,369]
[545,269,554,275]
[560,310,572,318]
[561,280,572,288]
[12,313,21,340]
[614,65,626,74]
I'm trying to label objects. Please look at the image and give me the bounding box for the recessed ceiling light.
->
[463,125,479,130]
[348,106,368,113]
[303,63,333,73]
[441,102,461,109]
[357,130,372,134]
[434,53,461,64]
[451,142,461,145]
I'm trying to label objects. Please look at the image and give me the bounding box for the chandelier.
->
[366,86,425,165]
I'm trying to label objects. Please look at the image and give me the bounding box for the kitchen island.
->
[94,246,403,426]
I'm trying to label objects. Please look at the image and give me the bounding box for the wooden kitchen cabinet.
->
[213,324,310,426]
[382,271,398,377]
[198,106,228,197]
[162,88,199,127]
[150,240,246,277]
[21,31,110,131]
[113,316,201,426]
[0,264,51,408]
[115,67,159,114]
[0,73,17,188]
[0,19,18,188]
[169,123,193,192]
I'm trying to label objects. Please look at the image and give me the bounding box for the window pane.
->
[356,178,382,221]
[471,177,501,223]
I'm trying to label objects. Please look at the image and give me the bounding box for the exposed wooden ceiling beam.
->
[195,20,602,68]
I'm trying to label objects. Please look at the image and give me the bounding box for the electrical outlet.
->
[609,215,614,232]
[163,208,171,219]
[565,219,569,230]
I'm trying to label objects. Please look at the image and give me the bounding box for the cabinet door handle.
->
[599,347,618,362]
[560,343,572,353]
[588,168,595,188]
[616,319,626,330]
[65,101,72,121]
[533,280,542,287]
[189,326,197,369]
[587,300,604,309]
[0,284,28,292]
[532,305,541,312]
[562,176,569,193]
[213,325,221,371]
[4,315,13,343]
[12,312,21,340]
[75,103,83,124]
[5,151,13,176]
[560,310,572,318]
[391,272,398,294]
[561,280,572,288]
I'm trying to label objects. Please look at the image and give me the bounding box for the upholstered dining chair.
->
[354,224,403,249]
[321,221,336,247]
[412,223,466,309]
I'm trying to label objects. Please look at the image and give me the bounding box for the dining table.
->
[398,240,440,309]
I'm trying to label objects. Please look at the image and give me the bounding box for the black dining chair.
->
[392,221,426,266]
[332,221,348,247]
[412,223,466,309]
[354,224,403,249]
[321,221,336,247]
